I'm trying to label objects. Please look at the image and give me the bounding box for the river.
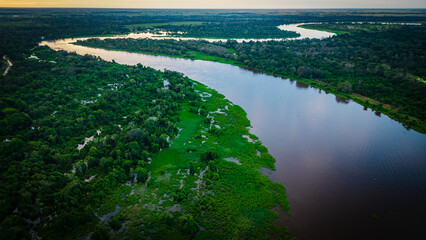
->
[40,24,426,240]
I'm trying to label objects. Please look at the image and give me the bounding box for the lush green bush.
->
[179,214,199,235]
[136,167,148,183]
[91,225,109,240]
[200,148,219,163]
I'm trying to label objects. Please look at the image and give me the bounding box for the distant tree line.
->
[79,25,426,122]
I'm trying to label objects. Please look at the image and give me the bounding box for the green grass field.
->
[93,81,291,239]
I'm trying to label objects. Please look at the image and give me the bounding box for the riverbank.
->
[1,47,293,239]
[90,78,292,239]
[73,41,426,134]
[73,41,240,65]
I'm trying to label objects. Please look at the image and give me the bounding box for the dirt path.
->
[3,55,13,76]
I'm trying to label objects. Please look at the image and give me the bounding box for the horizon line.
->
[1,7,426,10]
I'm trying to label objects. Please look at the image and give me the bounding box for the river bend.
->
[40,24,426,240]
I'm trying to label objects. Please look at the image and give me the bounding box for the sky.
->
[1,0,425,8]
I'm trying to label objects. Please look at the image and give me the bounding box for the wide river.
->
[41,24,425,239]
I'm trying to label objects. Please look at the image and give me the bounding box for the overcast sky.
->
[1,0,425,8]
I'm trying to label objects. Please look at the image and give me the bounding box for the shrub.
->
[135,167,148,183]
[91,225,109,240]
[200,148,219,163]
[179,214,199,235]
[109,217,122,231]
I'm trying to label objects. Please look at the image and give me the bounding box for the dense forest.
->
[0,9,305,239]
[1,8,426,240]
[299,22,421,34]
[2,8,426,59]
[153,21,300,39]
[0,46,291,239]
[77,24,426,131]
[0,47,189,238]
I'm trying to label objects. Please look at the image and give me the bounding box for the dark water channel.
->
[42,38,426,240]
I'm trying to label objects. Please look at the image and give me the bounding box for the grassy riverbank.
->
[100,82,291,240]
[73,41,241,65]
[3,9,426,240]
[0,46,292,239]
[74,40,426,134]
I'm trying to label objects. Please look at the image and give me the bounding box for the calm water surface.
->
[41,25,426,240]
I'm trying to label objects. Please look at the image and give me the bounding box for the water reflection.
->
[335,96,350,104]
[41,31,426,240]
[43,23,335,46]
[295,81,309,89]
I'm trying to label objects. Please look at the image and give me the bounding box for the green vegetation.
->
[0,58,8,74]
[78,24,426,133]
[299,22,410,34]
[2,8,426,240]
[104,75,291,239]
[0,45,291,239]
[1,46,190,239]
[74,38,240,65]
[126,21,205,30]
[153,21,300,39]
[2,8,425,58]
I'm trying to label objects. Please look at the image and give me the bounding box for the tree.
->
[89,146,101,158]
[200,148,219,163]
[189,162,196,175]
[179,214,199,235]
[124,128,146,143]
[208,161,217,172]
[337,81,353,93]
[109,217,122,231]
[0,215,31,240]
[135,167,148,183]
[91,225,109,240]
